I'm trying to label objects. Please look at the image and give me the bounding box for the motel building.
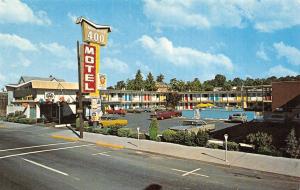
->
[1,75,299,123]
[100,89,167,110]
[175,85,272,111]
[5,76,78,122]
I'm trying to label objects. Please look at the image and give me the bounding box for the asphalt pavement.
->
[0,122,299,190]
[106,112,236,133]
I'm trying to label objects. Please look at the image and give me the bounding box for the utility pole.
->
[77,40,84,138]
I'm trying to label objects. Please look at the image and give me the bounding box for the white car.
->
[229,113,247,123]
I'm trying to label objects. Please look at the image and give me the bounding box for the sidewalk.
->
[51,129,300,178]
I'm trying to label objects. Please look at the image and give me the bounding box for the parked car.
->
[89,116,128,127]
[154,106,167,112]
[169,119,215,132]
[229,113,247,123]
[151,110,182,120]
[126,108,142,113]
[106,109,126,115]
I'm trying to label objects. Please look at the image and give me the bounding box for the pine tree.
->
[133,70,144,90]
[145,72,157,91]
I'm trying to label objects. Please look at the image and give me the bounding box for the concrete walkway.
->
[50,129,300,178]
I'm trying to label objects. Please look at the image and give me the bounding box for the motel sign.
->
[81,44,97,93]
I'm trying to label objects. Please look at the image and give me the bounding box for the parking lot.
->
[105,112,238,133]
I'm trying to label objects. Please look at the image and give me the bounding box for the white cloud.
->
[0,0,51,25]
[143,0,300,32]
[39,42,71,57]
[102,57,129,74]
[268,65,298,77]
[0,33,37,51]
[256,44,269,61]
[274,42,300,66]
[67,12,77,23]
[143,0,210,29]
[139,35,233,70]
[18,54,32,67]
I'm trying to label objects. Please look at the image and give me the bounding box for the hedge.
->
[117,128,131,137]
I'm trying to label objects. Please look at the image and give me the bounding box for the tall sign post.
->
[76,17,111,138]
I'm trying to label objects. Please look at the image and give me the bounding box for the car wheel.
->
[160,117,164,120]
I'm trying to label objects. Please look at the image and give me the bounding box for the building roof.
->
[19,76,65,84]
[30,80,78,90]
[6,80,78,90]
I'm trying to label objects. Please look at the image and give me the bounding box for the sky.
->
[0,0,300,88]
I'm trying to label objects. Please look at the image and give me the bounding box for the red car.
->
[151,110,182,120]
[106,109,126,115]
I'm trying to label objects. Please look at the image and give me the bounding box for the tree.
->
[222,82,232,91]
[133,70,144,90]
[232,77,243,87]
[214,74,226,87]
[115,80,126,90]
[149,119,159,141]
[285,128,300,158]
[202,81,214,91]
[145,72,157,91]
[169,78,185,92]
[156,74,165,83]
[126,79,135,90]
[189,78,202,91]
[244,77,255,86]
[166,92,182,109]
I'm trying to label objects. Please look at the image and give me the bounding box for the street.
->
[0,123,299,190]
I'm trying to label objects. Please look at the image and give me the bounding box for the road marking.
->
[22,158,69,176]
[171,168,209,178]
[0,142,76,152]
[0,144,94,160]
[182,168,201,176]
[92,151,111,157]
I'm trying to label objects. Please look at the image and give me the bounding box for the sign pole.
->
[77,40,84,138]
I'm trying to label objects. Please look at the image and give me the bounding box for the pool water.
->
[182,108,255,120]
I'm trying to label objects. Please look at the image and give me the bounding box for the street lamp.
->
[224,134,228,163]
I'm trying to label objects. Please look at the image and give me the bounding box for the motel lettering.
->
[81,44,96,93]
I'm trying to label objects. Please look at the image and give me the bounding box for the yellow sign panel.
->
[98,74,107,90]
[82,21,109,46]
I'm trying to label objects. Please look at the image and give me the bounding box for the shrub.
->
[195,130,209,147]
[173,131,185,144]
[225,141,239,151]
[162,129,177,142]
[149,119,159,141]
[257,146,281,156]
[183,131,195,146]
[108,126,121,136]
[117,128,131,137]
[246,132,272,150]
[129,132,138,139]
[206,143,220,149]
[285,128,300,158]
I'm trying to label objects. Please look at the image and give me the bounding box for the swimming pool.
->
[182,108,255,120]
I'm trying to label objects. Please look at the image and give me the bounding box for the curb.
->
[95,141,124,149]
[50,135,79,142]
